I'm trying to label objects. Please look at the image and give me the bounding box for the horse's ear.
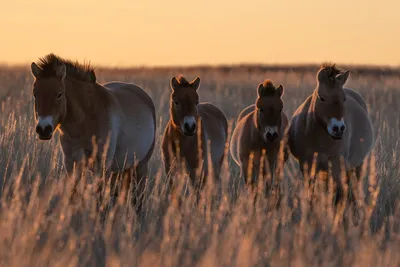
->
[276,84,284,97]
[336,70,350,86]
[257,83,264,97]
[191,77,201,91]
[56,63,66,80]
[31,62,42,78]
[170,76,179,91]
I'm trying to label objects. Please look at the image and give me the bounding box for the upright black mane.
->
[35,53,96,83]
[318,63,344,86]
[176,75,191,86]
[258,79,277,97]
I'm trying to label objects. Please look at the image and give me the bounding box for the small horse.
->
[30,53,156,212]
[230,80,289,188]
[161,75,228,190]
[288,63,375,203]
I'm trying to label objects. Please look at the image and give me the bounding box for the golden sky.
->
[0,0,399,67]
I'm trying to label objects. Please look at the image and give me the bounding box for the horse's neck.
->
[59,80,94,137]
[305,93,326,138]
[304,93,316,131]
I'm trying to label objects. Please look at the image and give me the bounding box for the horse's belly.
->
[347,110,374,166]
[203,126,226,165]
[112,117,155,170]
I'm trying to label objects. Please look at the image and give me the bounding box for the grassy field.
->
[0,64,399,266]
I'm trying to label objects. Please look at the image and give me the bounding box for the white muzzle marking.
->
[265,126,278,135]
[183,116,196,129]
[327,118,346,136]
[37,116,54,129]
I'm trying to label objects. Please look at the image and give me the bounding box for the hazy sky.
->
[0,0,399,67]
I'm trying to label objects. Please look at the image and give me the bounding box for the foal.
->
[288,64,375,204]
[230,80,289,189]
[161,75,228,191]
[30,54,156,212]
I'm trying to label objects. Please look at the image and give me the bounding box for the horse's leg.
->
[346,163,364,225]
[132,160,149,214]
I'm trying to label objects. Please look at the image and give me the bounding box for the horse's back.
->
[230,111,254,166]
[237,104,255,122]
[198,102,228,161]
[345,88,368,111]
[230,104,255,165]
[103,81,156,166]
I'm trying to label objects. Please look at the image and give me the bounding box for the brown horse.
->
[30,53,156,211]
[288,63,375,203]
[161,75,228,190]
[230,80,289,188]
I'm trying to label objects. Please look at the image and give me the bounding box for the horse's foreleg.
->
[132,160,149,214]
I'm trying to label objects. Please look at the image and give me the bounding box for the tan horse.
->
[288,64,375,203]
[30,53,156,211]
[230,80,289,188]
[161,75,228,190]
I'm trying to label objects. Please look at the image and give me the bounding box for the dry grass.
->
[0,65,399,266]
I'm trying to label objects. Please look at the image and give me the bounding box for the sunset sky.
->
[0,0,399,67]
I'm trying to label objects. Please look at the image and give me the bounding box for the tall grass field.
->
[0,64,399,266]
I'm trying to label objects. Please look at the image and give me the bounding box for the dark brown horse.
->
[288,63,375,203]
[230,79,289,188]
[161,75,228,191]
[30,53,156,212]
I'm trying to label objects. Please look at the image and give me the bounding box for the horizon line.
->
[1,60,399,70]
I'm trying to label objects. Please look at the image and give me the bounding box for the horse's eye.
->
[196,101,199,105]
[258,108,264,112]
[56,92,63,99]
[173,100,179,105]
[33,92,36,98]
[344,96,347,102]
[319,95,326,102]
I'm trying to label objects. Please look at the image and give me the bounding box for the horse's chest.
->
[172,138,203,168]
[60,137,94,161]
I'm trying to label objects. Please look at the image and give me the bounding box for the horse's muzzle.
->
[183,121,197,136]
[327,118,346,140]
[266,132,279,142]
[36,124,53,140]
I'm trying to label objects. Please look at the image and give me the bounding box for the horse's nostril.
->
[266,132,278,141]
[340,125,346,132]
[184,123,196,133]
[333,126,339,133]
[36,124,53,137]
[44,125,53,135]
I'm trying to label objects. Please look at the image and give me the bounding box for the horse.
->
[161,75,228,192]
[288,63,375,204]
[30,53,156,213]
[230,79,289,190]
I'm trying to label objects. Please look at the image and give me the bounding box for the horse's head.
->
[30,61,67,140]
[255,80,284,143]
[315,64,350,140]
[169,75,200,136]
